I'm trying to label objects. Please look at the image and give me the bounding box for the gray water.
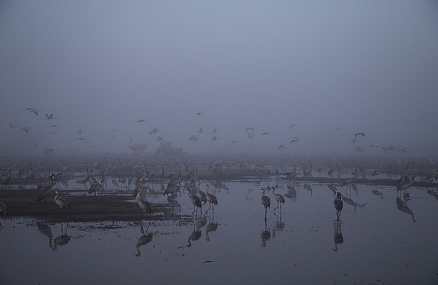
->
[2,182,438,285]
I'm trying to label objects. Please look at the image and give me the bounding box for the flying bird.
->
[211,127,217,133]
[9,123,18,128]
[22,127,31,133]
[354,132,365,137]
[210,136,219,142]
[189,135,198,141]
[45,113,56,120]
[290,136,300,144]
[289,124,296,129]
[198,128,204,133]
[195,112,204,116]
[245,127,254,133]
[277,144,287,151]
[148,128,159,135]
[24,108,40,116]
[135,119,147,123]
[75,130,85,134]
[261,132,270,136]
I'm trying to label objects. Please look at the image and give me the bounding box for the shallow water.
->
[2,181,438,285]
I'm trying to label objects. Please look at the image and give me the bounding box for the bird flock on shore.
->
[1,152,437,225]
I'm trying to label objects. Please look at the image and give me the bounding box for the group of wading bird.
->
[0,162,433,222]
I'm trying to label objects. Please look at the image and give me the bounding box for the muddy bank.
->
[0,189,186,223]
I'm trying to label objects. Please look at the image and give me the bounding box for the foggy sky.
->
[2,1,438,157]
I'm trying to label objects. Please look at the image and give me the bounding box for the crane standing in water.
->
[133,187,153,217]
[333,185,343,221]
[187,187,202,215]
[271,186,285,211]
[261,187,271,219]
[205,184,218,214]
[54,191,72,212]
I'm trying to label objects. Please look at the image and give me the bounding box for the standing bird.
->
[205,184,218,213]
[196,181,208,205]
[261,187,271,219]
[37,173,56,204]
[187,187,202,215]
[53,191,72,212]
[133,187,153,217]
[88,179,104,196]
[271,186,285,211]
[372,167,383,179]
[398,175,415,191]
[333,185,343,221]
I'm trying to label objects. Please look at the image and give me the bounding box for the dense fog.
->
[2,2,438,157]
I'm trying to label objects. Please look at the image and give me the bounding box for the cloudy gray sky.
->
[2,1,438,156]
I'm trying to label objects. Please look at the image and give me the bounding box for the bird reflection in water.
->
[372,187,384,199]
[166,193,181,213]
[52,222,71,251]
[342,190,357,210]
[396,195,416,222]
[333,221,344,252]
[303,183,313,196]
[205,215,219,242]
[37,220,53,249]
[187,215,207,247]
[272,211,285,238]
[134,223,153,257]
[427,189,438,200]
[261,218,271,248]
[284,184,297,202]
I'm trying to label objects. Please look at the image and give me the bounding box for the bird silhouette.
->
[45,113,56,120]
[187,187,202,215]
[205,184,218,213]
[21,127,31,133]
[54,191,72,212]
[271,186,285,211]
[133,187,153,217]
[261,187,271,219]
[333,185,344,221]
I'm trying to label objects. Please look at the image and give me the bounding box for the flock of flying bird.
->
[8,107,415,156]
